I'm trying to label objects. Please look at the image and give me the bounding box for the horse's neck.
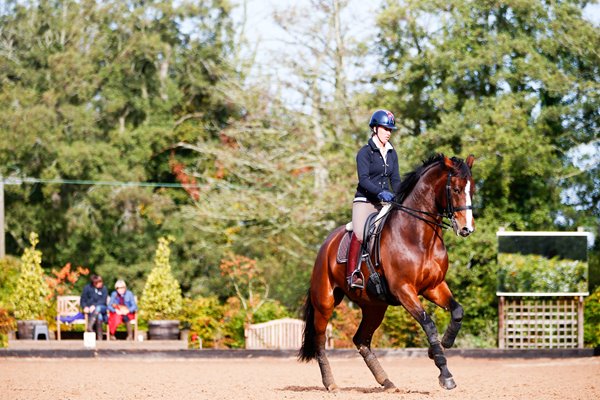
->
[403,169,443,215]
[390,168,445,241]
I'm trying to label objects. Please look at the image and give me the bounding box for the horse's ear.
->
[466,154,475,169]
[443,156,454,170]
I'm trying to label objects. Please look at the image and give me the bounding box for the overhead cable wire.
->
[1,177,198,189]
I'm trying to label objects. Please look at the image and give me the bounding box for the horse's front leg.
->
[399,288,456,390]
[423,283,464,349]
[442,298,463,349]
[353,304,397,392]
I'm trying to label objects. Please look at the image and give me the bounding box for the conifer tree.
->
[139,237,183,320]
[11,233,49,320]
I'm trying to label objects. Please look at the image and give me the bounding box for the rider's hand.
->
[377,190,394,202]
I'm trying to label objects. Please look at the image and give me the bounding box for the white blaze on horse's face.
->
[464,180,474,234]
[452,178,475,237]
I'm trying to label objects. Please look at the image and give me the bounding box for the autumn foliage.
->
[45,263,89,300]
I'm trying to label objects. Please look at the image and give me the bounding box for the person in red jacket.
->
[107,280,138,340]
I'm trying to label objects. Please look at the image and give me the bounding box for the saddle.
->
[336,205,400,305]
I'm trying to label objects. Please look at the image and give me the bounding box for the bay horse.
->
[299,154,475,391]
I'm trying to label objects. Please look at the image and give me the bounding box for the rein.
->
[391,171,473,230]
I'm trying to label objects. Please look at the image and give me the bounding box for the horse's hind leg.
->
[398,289,456,390]
[299,287,338,391]
[353,305,396,392]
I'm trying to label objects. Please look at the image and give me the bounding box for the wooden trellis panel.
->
[498,294,585,349]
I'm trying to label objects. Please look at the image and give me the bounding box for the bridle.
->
[391,171,473,230]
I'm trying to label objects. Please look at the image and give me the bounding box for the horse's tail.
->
[298,289,317,362]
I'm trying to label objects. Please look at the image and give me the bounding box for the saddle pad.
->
[336,231,352,264]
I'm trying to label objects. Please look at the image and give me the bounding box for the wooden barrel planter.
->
[147,320,180,340]
[16,320,47,339]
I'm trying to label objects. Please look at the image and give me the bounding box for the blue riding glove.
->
[377,190,394,202]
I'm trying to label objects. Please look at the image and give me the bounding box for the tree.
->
[0,0,238,295]
[219,253,268,314]
[373,0,599,339]
[139,236,183,320]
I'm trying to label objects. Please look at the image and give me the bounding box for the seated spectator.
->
[80,274,108,340]
[108,280,137,340]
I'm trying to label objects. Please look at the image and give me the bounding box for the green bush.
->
[0,308,16,347]
[220,297,246,348]
[180,296,224,348]
[10,233,50,320]
[498,253,587,293]
[216,297,290,349]
[251,300,290,324]
[0,256,21,309]
[584,287,600,348]
[139,237,183,320]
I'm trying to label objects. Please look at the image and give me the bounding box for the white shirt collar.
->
[372,135,394,151]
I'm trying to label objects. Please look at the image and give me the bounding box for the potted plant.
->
[139,237,183,340]
[10,233,50,339]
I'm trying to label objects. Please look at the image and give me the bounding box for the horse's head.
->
[441,155,475,237]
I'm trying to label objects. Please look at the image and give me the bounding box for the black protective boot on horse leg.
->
[441,298,464,349]
[346,234,364,289]
[420,312,456,390]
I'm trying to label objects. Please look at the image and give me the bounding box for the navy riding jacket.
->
[354,138,401,203]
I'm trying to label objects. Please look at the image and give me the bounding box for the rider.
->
[347,109,401,288]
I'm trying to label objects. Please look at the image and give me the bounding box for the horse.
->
[298,154,475,391]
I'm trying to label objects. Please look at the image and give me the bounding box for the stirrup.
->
[349,270,365,289]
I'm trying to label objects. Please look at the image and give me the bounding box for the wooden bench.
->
[56,295,138,341]
[56,295,87,340]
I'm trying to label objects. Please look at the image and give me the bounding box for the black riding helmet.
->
[369,109,397,130]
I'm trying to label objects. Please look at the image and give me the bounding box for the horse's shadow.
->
[279,385,431,395]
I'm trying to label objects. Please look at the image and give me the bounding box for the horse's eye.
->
[453,187,460,194]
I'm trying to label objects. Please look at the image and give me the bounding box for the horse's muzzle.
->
[451,218,474,237]
[458,226,473,237]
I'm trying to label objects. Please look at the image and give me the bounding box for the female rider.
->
[347,109,401,288]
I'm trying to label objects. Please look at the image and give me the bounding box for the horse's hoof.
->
[382,379,397,392]
[326,383,339,392]
[438,375,456,390]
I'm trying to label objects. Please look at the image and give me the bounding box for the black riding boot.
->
[347,234,364,289]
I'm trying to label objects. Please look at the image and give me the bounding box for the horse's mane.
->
[395,154,471,204]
